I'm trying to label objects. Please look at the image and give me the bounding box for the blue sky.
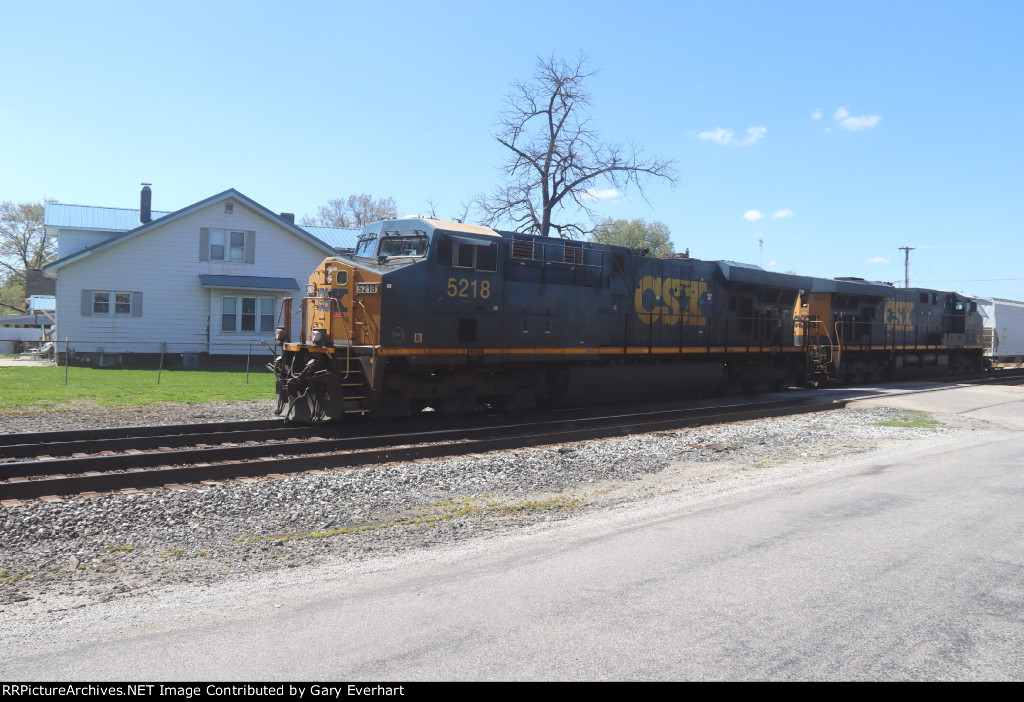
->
[2,0,1021,298]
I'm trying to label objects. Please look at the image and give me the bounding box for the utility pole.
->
[899,246,915,288]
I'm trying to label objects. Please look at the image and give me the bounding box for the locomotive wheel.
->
[379,391,412,417]
[438,388,478,415]
[498,388,538,411]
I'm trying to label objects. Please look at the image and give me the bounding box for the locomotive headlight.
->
[311,328,327,347]
[275,326,287,344]
[306,283,316,297]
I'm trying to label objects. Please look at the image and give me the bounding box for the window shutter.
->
[81,290,93,316]
[199,228,210,261]
[244,231,255,263]
[132,291,143,317]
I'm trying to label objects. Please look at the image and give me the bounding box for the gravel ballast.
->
[0,400,990,617]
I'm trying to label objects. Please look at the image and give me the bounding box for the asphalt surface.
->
[1,384,1022,681]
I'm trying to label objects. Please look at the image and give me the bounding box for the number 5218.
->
[446,278,491,299]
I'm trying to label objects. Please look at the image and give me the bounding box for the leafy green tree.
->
[0,201,53,314]
[477,53,675,238]
[0,276,27,314]
[301,194,398,228]
[589,217,674,257]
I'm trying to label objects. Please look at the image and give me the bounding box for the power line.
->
[912,277,1024,282]
[902,243,1024,250]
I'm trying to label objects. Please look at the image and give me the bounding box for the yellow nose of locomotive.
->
[303,258,382,349]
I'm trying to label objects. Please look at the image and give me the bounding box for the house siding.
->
[53,197,328,355]
[56,229,118,258]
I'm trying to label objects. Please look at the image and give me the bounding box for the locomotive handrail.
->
[357,299,380,346]
[806,318,835,344]
[807,318,837,365]
[330,297,354,379]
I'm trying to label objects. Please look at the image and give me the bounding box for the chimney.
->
[140,183,152,224]
[279,212,295,224]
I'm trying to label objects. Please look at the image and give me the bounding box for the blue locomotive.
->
[272,217,985,423]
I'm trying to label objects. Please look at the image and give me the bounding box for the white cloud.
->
[698,126,766,147]
[811,108,823,120]
[736,126,767,146]
[832,106,881,131]
[839,114,881,130]
[580,187,622,201]
[772,209,794,219]
[743,210,764,222]
[867,256,890,265]
[697,127,733,145]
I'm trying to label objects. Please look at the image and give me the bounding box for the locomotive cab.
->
[272,217,498,423]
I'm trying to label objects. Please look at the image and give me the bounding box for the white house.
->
[43,188,354,361]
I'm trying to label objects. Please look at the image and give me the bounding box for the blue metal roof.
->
[300,226,359,250]
[45,203,171,231]
[44,201,355,252]
[44,189,339,272]
[198,274,299,290]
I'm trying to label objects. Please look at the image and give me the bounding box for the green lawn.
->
[0,366,275,409]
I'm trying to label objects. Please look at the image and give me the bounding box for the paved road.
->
[3,385,1022,680]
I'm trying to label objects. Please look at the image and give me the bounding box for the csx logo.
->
[634,276,708,325]
[884,300,915,332]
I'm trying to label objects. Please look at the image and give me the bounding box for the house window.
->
[114,292,132,314]
[221,295,277,333]
[93,291,133,315]
[82,290,141,317]
[210,230,246,261]
[222,297,237,331]
[261,298,275,331]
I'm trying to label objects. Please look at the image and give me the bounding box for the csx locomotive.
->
[271,217,985,423]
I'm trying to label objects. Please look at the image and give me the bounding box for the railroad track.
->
[0,419,369,460]
[2,371,1020,502]
[0,397,842,501]
[0,418,287,448]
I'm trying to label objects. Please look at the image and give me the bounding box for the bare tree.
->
[477,54,676,238]
[301,194,398,229]
[0,201,53,314]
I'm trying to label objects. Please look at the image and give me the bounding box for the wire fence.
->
[7,339,278,385]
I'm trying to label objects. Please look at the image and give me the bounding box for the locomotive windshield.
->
[378,231,428,258]
[353,226,429,260]
[354,233,377,258]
